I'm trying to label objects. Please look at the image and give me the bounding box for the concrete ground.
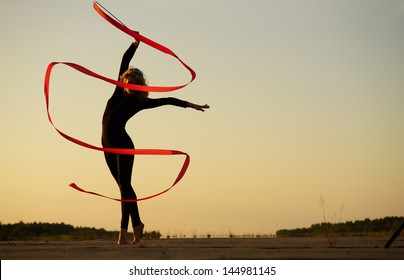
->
[1,236,403,260]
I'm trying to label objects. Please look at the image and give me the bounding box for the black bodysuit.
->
[102,43,187,229]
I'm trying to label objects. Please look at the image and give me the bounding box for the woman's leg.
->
[116,153,141,228]
[103,151,119,184]
[104,151,130,244]
[103,133,143,243]
[117,153,144,244]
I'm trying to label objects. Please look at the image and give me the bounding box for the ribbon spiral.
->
[44,2,195,202]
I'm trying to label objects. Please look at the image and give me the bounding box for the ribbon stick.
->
[44,2,195,202]
[93,1,196,89]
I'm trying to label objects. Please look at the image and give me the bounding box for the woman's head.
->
[120,67,149,99]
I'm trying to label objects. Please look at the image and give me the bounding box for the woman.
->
[102,39,209,244]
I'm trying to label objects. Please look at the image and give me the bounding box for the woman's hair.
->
[120,67,149,99]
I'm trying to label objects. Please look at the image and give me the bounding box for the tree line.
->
[1,217,402,240]
[276,216,404,237]
[0,222,161,241]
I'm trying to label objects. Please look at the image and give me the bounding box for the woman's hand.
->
[187,102,210,112]
[134,31,140,46]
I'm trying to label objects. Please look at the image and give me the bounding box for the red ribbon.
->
[44,2,195,202]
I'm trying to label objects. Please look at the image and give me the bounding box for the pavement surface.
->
[1,236,403,260]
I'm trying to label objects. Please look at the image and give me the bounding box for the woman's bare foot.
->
[117,228,129,245]
[132,223,144,244]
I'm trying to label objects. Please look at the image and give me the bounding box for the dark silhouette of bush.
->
[0,221,161,241]
[276,216,404,237]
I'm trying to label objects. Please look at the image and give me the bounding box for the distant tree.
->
[144,230,162,239]
[0,222,162,241]
[276,216,404,237]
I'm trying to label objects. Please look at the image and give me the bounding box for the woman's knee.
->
[120,186,137,199]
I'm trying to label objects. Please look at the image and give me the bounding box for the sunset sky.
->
[1,0,403,237]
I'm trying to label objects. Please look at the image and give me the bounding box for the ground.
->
[1,236,403,260]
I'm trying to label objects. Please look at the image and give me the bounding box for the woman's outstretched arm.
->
[143,98,210,112]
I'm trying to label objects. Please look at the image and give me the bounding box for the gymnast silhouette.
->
[101,39,209,244]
